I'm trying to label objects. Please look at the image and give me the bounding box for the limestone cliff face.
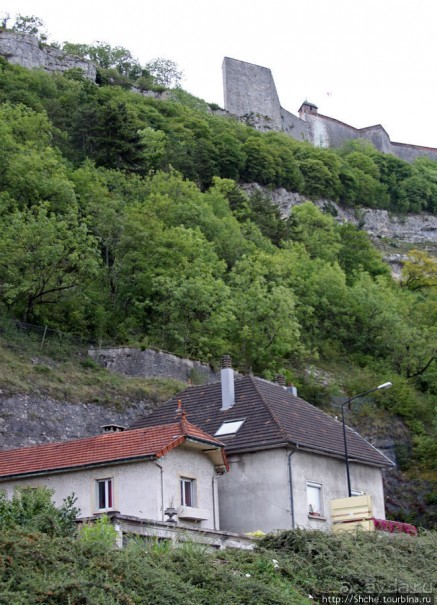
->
[241,183,437,246]
[0,393,153,451]
[0,30,96,80]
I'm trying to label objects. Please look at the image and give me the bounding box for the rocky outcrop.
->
[241,183,437,246]
[0,30,96,80]
[0,394,153,451]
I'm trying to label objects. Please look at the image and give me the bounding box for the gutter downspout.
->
[212,474,221,530]
[287,450,296,529]
[154,462,164,521]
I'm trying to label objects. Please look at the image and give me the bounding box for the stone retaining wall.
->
[89,347,218,384]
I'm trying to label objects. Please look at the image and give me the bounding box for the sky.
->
[6,0,437,148]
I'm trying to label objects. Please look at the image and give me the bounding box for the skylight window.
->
[215,419,245,436]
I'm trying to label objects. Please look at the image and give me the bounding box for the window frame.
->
[96,477,114,512]
[306,481,323,517]
[180,477,196,508]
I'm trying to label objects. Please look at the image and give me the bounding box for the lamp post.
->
[341,382,392,497]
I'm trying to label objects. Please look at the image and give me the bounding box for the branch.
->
[407,356,436,379]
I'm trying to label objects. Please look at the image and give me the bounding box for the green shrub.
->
[0,486,79,537]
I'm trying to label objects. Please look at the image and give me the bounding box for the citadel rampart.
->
[1,32,435,161]
[223,57,437,162]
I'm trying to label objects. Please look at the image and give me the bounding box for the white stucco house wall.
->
[132,360,393,534]
[0,416,228,532]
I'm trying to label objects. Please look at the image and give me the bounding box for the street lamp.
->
[341,382,392,497]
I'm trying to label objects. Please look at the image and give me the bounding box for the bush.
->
[0,486,79,537]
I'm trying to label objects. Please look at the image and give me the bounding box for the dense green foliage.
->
[0,45,435,486]
[0,490,435,604]
[0,513,435,603]
[0,486,79,537]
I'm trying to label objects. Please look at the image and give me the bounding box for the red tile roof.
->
[0,419,227,480]
[131,376,393,467]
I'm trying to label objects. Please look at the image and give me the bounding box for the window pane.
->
[185,481,192,507]
[307,483,321,514]
[181,479,194,506]
[97,479,113,510]
[215,420,245,436]
[98,481,106,509]
[107,480,113,508]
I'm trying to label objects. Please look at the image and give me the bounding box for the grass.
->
[0,327,184,408]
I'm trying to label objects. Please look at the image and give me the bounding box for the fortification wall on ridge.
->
[223,57,282,130]
[223,57,437,161]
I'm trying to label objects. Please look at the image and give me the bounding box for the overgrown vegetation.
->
[0,488,436,605]
[0,21,435,522]
[0,488,435,603]
[0,319,183,405]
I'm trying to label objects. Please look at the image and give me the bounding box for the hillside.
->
[0,28,436,527]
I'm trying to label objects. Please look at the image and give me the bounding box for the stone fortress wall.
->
[1,31,435,162]
[223,57,437,162]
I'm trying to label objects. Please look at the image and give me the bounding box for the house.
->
[131,359,394,534]
[0,415,229,533]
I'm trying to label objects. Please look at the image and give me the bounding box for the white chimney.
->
[220,355,235,410]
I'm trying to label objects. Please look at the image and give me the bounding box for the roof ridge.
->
[249,376,289,441]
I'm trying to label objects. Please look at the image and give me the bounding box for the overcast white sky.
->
[7,0,437,148]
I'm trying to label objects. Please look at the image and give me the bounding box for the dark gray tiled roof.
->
[131,376,392,467]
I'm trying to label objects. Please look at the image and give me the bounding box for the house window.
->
[214,419,245,436]
[180,477,196,507]
[96,478,113,511]
[306,481,323,516]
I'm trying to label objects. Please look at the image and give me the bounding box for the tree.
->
[288,202,341,263]
[338,222,390,284]
[145,58,183,88]
[298,158,338,199]
[11,14,48,42]
[241,136,277,185]
[62,41,142,79]
[87,98,148,171]
[0,11,10,29]
[401,250,437,291]
[226,254,305,372]
[0,204,100,322]
[0,486,79,537]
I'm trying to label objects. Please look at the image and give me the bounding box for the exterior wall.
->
[391,142,437,162]
[305,114,360,149]
[222,57,437,161]
[218,449,291,534]
[0,445,220,530]
[217,447,385,534]
[281,108,309,141]
[360,126,392,153]
[291,450,385,528]
[223,57,282,130]
[160,445,220,530]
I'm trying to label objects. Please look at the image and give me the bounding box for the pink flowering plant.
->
[372,517,417,536]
